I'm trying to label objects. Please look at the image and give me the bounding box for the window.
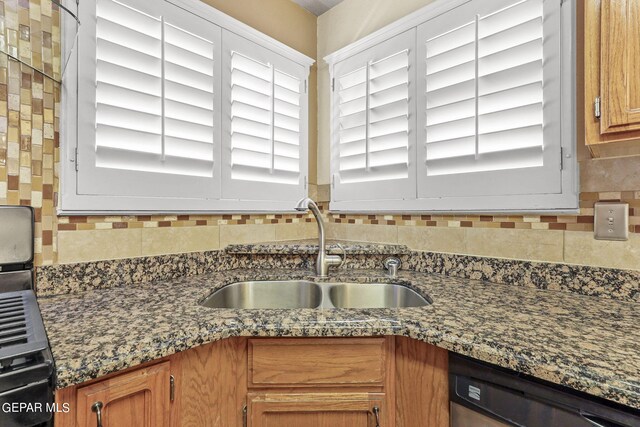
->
[327,0,577,212]
[221,31,308,202]
[61,0,313,213]
[77,0,220,201]
[331,29,416,202]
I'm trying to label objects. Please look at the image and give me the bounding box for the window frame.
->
[325,0,578,213]
[60,0,314,215]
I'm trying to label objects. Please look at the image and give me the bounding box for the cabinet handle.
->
[372,406,381,427]
[242,404,247,427]
[91,401,103,427]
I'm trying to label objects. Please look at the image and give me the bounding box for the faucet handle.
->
[335,243,347,268]
[324,243,346,267]
[383,257,401,278]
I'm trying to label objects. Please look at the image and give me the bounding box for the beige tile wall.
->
[57,221,321,264]
[141,226,221,257]
[326,222,398,244]
[58,226,222,264]
[564,232,640,270]
[323,187,640,269]
[58,228,142,264]
[325,221,637,270]
[54,211,320,263]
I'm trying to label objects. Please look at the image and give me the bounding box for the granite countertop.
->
[38,268,640,410]
[225,239,411,255]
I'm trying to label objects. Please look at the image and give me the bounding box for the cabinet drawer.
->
[247,392,386,426]
[248,338,388,388]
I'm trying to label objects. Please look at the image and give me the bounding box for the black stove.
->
[0,206,54,427]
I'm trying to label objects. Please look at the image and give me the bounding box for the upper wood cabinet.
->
[584,0,640,157]
[600,0,640,133]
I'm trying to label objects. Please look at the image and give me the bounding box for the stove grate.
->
[0,295,29,348]
[0,290,48,367]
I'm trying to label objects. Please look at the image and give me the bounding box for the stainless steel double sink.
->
[200,280,430,310]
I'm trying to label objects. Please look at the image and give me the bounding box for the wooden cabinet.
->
[247,338,389,388]
[584,0,640,157]
[395,334,449,427]
[600,0,640,133]
[56,362,171,427]
[245,337,394,427]
[54,337,449,427]
[247,392,385,427]
[170,337,247,427]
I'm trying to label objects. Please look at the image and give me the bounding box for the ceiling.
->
[291,0,344,16]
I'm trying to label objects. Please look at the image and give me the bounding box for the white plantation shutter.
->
[228,53,301,184]
[331,29,416,202]
[77,0,222,199]
[67,0,313,212]
[417,0,562,200]
[163,13,217,178]
[221,30,308,201]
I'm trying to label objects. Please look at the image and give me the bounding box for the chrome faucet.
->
[295,197,343,277]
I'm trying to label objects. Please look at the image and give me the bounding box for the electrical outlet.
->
[594,202,629,241]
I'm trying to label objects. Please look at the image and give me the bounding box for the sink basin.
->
[200,280,322,309]
[328,283,429,308]
[200,280,430,310]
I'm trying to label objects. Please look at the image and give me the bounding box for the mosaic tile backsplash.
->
[328,191,640,233]
[52,192,640,234]
[56,212,316,231]
[0,0,59,266]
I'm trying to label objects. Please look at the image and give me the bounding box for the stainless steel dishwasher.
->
[449,354,640,427]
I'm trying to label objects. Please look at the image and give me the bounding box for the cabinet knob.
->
[373,406,381,427]
[91,401,104,427]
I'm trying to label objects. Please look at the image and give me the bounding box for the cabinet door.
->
[76,362,171,427]
[601,0,640,134]
[247,393,385,427]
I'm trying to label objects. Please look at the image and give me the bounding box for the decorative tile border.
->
[56,212,316,231]
[328,191,640,233]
